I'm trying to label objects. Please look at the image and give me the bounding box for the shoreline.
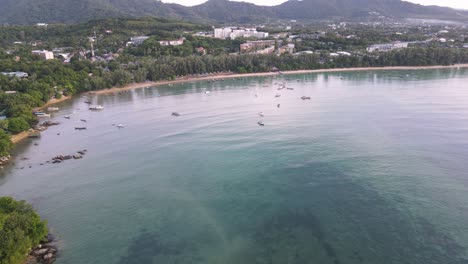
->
[9,63,468,145]
[11,131,31,144]
[33,95,72,112]
[90,64,468,95]
[10,96,72,145]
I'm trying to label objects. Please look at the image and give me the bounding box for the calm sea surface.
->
[1,69,468,264]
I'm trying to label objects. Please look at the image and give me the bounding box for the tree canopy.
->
[0,197,48,264]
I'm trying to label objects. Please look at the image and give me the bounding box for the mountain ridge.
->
[0,0,467,25]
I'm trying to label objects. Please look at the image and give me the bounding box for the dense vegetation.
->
[0,17,208,51]
[0,197,48,264]
[127,36,243,57]
[1,0,467,25]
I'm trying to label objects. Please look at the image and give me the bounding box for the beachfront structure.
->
[197,47,207,55]
[159,38,185,46]
[279,43,295,54]
[293,50,314,56]
[230,28,268,40]
[126,36,149,47]
[240,40,276,53]
[367,42,408,52]
[1,72,29,78]
[32,50,54,60]
[214,27,269,40]
[337,51,352,56]
[255,46,275,54]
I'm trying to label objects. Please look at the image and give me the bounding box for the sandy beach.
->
[10,96,71,145]
[11,131,31,144]
[90,64,468,95]
[33,95,72,112]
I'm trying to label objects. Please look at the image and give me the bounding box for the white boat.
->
[257,121,265,126]
[89,105,104,110]
[258,112,264,117]
[64,115,70,119]
[34,112,51,118]
[47,107,59,112]
[117,124,125,128]
[205,91,211,94]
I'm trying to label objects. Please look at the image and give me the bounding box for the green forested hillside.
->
[0,0,467,25]
[0,17,208,49]
[273,0,465,20]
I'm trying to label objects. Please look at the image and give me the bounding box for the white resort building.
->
[32,50,54,60]
[214,27,269,40]
[367,42,409,52]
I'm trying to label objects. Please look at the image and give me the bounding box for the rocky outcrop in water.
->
[27,233,58,264]
[51,150,87,164]
[0,155,11,166]
[41,121,60,127]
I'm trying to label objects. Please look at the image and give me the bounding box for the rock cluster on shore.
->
[27,234,58,264]
[33,121,60,132]
[0,155,11,166]
[41,121,60,127]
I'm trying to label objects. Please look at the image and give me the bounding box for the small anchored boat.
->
[34,112,51,118]
[257,121,265,126]
[117,124,125,128]
[301,96,311,100]
[64,115,70,119]
[89,105,104,110]
[275,94,281,98]
[75,127,87,130]
[47,107,59,112]
[172,112,181,116]
[258,112,264,117]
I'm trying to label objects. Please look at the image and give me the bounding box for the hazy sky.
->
[162,0,468,9]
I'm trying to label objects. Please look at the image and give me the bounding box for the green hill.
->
[0,0,467,24]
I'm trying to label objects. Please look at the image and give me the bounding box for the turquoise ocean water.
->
[1,69,468,264]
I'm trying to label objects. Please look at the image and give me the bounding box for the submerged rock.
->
[33,248,49,256]
[41,121,60,127]
[43,253,53,260]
